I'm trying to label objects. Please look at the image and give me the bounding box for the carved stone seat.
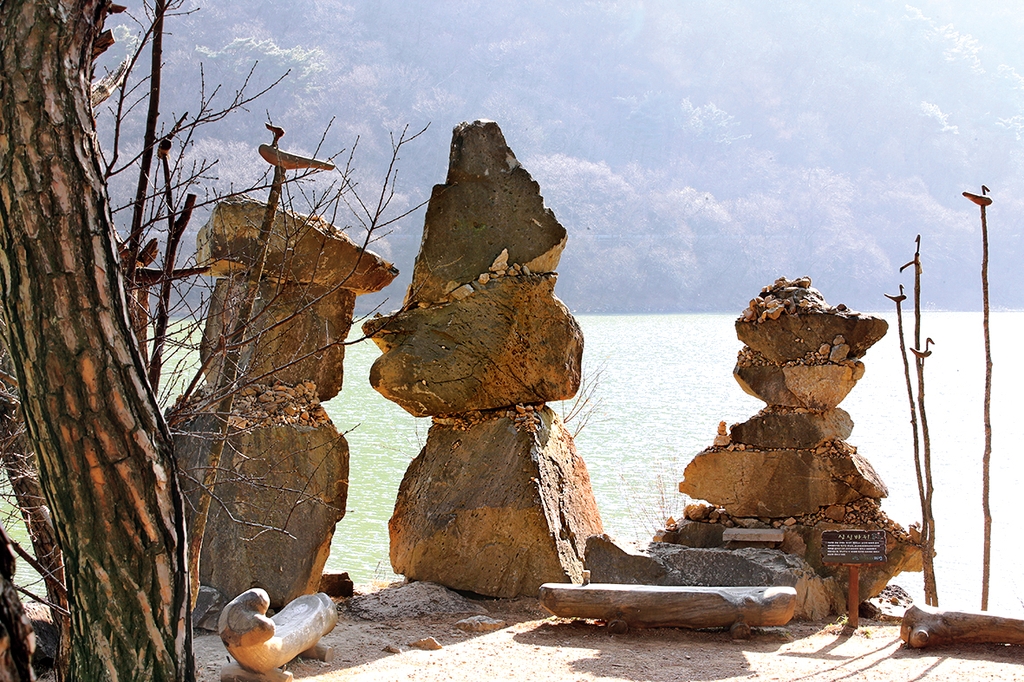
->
[219,588,337,681]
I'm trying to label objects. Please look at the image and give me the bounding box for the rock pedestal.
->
[180,196,395,607]
[366,120,603,597]
[674,277,921,613]
[390,407,602,597]
[178,414,348,608]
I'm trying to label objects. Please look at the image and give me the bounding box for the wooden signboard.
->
[821,530,887,564]
[821,530,887,629]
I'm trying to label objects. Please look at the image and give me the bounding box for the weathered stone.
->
[684,501,714,521]
[177,415,348,608]
[824,504,847,522]
[782,522,923,602]
[364,275,582,417]
[318,572,354,598]
[733,362,865,410]
[200,277,355,401]
[409,637,443,651]
[736,312,888,364]
[658,519,725,548]
[584,536,841,620]
[455,615,506,633]
[23,602,57,668]
[679,447,888,517]
[389,407,603,597]
[193,585,228,632]
[729,408,853,450]
[404,121,567,306]
[197,196,398,294]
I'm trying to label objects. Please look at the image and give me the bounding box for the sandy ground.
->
[194,585,1024,682]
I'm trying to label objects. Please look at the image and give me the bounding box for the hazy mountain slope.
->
[96,1,1024,313]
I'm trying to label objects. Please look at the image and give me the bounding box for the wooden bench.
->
[538,583,797,638]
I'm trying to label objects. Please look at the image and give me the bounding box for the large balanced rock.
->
[728,407,853,450]
[200,278,355,402]
[197,196,398,294]
[733,361,864,410]
[178,415,348,608]
[404,120,566,306]
[584,536,841,620]
[389,406,603,598]
[736,304,887,365]
[680,441,887,518]
[364,275,583,416]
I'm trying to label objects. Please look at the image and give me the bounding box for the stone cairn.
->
[178,196,397,609]
[363,120,604,598]
[672,276,922,605]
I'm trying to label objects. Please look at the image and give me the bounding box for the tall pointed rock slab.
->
[405,120,566,306]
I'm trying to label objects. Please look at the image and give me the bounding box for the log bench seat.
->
[538,583,797,637]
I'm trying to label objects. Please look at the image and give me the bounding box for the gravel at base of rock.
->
[345,581,488,620]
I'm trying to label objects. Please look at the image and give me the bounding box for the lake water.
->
[324,311,1024,616]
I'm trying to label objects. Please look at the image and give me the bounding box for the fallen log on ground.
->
[901,603,1024,648]
[538,583,797,637]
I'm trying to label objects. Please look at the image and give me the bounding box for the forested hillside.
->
[96,1,1024,312]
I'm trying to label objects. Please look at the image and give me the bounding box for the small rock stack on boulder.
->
[675,276,922,607]
[363,120,603,598]
[178,196,397,608]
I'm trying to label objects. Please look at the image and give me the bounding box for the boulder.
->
[200,277,355,402]
[177,415,348,608]
[193,585,227,633]
[585,536,841,620]
[658,520,725,548]
[735,312,888,364]
[196,196,398,294]
[679,447,887,518]
[23,602,58,669]
[734,362,865,410]
[364,275,583,417]
[729,408,853,450]
[404,120,567,306]
[389,407,603,597]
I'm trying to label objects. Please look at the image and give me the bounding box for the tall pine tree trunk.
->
[0,1,193,679]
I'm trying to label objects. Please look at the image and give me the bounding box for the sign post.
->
[821,530,887,629]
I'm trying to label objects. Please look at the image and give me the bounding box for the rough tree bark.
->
[0,524,34,682]
[0,1,193,680]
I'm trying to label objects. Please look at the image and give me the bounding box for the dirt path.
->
[194,587,1024,681]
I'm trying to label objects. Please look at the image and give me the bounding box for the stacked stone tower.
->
[179,197,397,607]
[677,277,921,601]
[363,120,603,598]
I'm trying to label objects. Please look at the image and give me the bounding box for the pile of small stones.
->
[433,402,544,433]
[739,276,850,323]
[707,436,860,459]
[674,495,918,545]
[228,380,329,429]
[509,403,542,433]
[439,248,541,304]
[737,342,858,369]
